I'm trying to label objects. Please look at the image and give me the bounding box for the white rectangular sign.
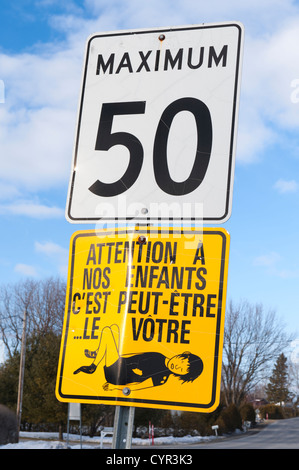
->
[66,22,244,223]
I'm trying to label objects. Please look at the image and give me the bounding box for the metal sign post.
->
[112,406,135,449]
[16,308,27,442]
[67,403,82,448]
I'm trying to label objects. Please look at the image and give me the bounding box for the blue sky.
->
[0,0,299,347]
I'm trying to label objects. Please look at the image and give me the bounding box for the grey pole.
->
[112,406,135,449]
[16,308,27,442]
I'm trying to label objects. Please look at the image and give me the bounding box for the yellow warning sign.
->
[56,227,230,412]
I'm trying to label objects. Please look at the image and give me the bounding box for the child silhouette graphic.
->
[74,324,203,392]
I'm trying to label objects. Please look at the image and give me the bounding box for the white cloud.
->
[0,107,75,190]
[35,240,68,277]
[278,268,299,279]
[0,182,21,200]
[10,241,68,280]
[253,251,282,268]
[236,16,299,162]
[35,240,67,256]
[236,109,276,163]
[14,263,38,277]
[0,200,64,218]
[84,0,297,35]
[0,43,81,193]
[253,251,299,279]
[274,179,298,194]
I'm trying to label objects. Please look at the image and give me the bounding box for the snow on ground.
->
[0,431,220,449]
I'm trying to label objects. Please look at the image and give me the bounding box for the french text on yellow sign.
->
[56,227,230,412]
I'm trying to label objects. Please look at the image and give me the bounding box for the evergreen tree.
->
[21,331,67,427]
[265,353,290,405]
[0,354,20,410]
[0,331,68,428]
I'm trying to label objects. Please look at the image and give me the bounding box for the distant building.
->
[250,398,268,408]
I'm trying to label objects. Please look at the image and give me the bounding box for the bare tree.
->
[221,299,294,406]
[0,277,66,359]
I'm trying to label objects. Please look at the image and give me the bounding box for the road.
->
[134,417,299,449]
[196,417,299,449]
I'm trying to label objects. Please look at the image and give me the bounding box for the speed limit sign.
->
[66,22,244,223]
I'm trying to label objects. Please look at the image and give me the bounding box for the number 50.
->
[89,97,212,197]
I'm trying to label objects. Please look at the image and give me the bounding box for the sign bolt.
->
[137,235,147,245]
